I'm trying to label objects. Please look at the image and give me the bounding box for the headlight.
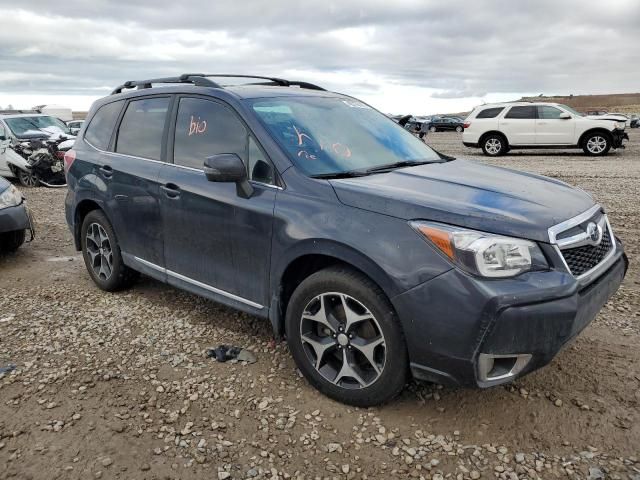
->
[0,184,23,209]
[410,221,548,278]
[615,121,625,129]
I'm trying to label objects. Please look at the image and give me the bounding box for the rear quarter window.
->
[84,101,124,150]
[476,107,504,119]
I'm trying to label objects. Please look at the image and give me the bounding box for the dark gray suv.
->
[64,74,627,406]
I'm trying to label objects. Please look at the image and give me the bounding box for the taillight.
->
[63,149,76,174]
[463,122,471,129]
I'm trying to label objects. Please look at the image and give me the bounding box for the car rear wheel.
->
[0,230,26,253]
[17,169,39,188]
[481,134,506,156]
[81,210,139,291]
[583,133,611,156]
[455,126,463,133]
[286,266,408,406]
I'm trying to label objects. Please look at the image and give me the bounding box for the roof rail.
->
[111,74,326,95]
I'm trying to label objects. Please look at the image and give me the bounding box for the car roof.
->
[0,113,51,119]
[476,102,565,108]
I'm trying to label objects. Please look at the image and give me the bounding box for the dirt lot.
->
[1,131,639,480]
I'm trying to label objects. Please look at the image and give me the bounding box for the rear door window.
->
[84,101,124,150]
[476,107,504,119]
[115,97,170,160]
[505,106,537,119]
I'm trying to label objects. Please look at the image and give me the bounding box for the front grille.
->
[561,229,612,276]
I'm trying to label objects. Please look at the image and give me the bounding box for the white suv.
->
[462,102,628,157]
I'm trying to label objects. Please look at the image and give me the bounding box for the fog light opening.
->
[478,353,532,382]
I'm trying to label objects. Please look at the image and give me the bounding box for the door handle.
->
[99,165,113,178]
[161,183,181,199]
[538,122,548,125]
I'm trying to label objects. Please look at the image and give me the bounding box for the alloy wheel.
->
[586,136,607,154]
[485,138,502,155]
[18,170,39,187]
[85,223,114,280]
[299,292,386,389]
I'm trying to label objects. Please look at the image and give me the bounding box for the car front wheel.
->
[286,266,408,406]
[455,126,463,133]
[429,126,437,132]
[81,210,138,291]
[17,169,39,187]
[0,230,26,253]
[583,133,611,156]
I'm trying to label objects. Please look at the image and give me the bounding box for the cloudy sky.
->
[0,0,639,114]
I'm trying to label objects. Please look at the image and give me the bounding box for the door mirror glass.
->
[559,112,571,119]
[204,153,254,198]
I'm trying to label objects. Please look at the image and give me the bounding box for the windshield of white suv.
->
[5,115,71,137]
[559,105,583,117]
[250,97,442,177]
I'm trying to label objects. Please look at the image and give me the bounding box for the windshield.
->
[249,96,441,176]
[5,116,71,137]
[559,104,583,117]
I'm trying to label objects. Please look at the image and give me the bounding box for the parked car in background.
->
[630,115,639,128]
[426,116,464,132]
[585,110,609,116]
[0,177,34,253]
[0,113,74,186]
[67,120,84,135]
[66,74,627,406]
[463,102,628,156]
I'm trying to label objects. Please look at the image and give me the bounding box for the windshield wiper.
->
[364,160,434,173]
[310,170,371,179]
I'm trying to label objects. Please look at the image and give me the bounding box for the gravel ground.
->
[1,131,639,480]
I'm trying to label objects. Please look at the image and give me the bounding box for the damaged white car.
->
[0,113,75,187]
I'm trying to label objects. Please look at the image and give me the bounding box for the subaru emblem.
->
[586,222,602,245]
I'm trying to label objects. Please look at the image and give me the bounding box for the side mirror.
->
[204,153,254,198]
[559,112,571,119]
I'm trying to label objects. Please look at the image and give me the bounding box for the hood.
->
[585,114,627,122]
[329,159,595,243]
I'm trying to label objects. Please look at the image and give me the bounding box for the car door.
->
[535,105,575,144]
[105,96,170,269]
[499,105,537,145]
[159,95,277,312]
[0,122,11,176]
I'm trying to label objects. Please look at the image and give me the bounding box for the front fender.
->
[5,149,29,171]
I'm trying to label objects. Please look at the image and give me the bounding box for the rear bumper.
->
[393,241,627,388]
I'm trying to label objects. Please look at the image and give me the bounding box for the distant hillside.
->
[519,93,640,114]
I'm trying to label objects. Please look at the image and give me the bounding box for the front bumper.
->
[392,239,627,388]
[612,129,629,149]
[0,201,35,239]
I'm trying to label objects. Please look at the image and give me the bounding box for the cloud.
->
[0,0,638,113]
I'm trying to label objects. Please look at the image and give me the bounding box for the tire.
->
[80,210,139,291]
[429,126,437,133]
[0,230,26,253]
[285,266,408,406]
[481,134,507,156]
[455,126,463,133]
[582,132,611,156]
[17,169,39,188]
